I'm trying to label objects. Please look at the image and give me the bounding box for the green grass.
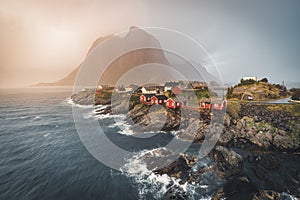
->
[226,101,241,119]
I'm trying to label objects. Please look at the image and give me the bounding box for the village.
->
[95,80,227,112]
[93,75,295,113]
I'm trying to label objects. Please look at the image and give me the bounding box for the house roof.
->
[153,95,168,100]
[141,94,155,98]
[191,81,207,88]
[164,81,179,87]
[142,86,163,91]
[200,97,225,104]
[167,97,180,103]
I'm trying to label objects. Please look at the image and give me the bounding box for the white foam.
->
[4,116,30,120]
[120,148,197,199]
[66,97,93,108]
[280,192,298,200]
[116,121,134,136]
[43,133,50,137]
[31,115,41,121]
[170,129,185,136]
[93,113,125,120]
[94,104,108,109]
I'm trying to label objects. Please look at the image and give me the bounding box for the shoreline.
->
[70,92,300,199]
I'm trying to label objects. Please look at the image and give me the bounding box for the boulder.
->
[209,146,243,178]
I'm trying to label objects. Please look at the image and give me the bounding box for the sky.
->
[0,0,299,87]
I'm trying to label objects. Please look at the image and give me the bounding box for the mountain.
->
[33,26,171,86]
[33,26,218,87]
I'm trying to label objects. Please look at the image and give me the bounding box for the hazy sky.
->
[1,0,299,87]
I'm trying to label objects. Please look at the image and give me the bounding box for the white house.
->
[141,87,158,94]
[242,76,258,82]
[125,86,134,93]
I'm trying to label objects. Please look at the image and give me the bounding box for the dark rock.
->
[222,176,258,200]
[176,119,207,142]
[163,186,188,200]
[273,134,299,150]
[153,155,194,182]
[252,190,281,200]
[95,105,111,115]
[209,146,243,179]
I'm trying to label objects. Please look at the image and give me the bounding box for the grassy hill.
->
[227,78,289,101]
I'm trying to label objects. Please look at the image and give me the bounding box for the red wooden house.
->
[140,94,155,104]
[199,102,207,109]
[211,100,227,110]
[166,98,181,109]
[151,95,168,105]
[199,99,227,111]
[199,98,211,110]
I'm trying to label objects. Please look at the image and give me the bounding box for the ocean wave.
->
[31,115,41,121]
[120,148,182,199]
[108,119,134,136]
[120,148,211,199]
[66,97,93,108]
[3,115,32,120]
[280,192,298,200]
[170,129,185,136]
[67,97,135,135]
[43,133,51,137]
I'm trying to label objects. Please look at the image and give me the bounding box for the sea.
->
[0,88,298,200]
[0,88,216,200]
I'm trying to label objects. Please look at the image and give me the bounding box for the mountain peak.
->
[129,25,139,30]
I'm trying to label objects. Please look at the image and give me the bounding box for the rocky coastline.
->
[126,101,300,199]
[71,91,300,199]
[126,102,299,151]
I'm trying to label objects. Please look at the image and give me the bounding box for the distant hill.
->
[33,26,217,87]
[227,79,289,101]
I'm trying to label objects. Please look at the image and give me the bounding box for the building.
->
[140,94,155,104]
[242,76,258,82]
[125,86,134,93]
[190,81,208,89]
[199,98,227,110]
[172,86,182,95]
[211,100,227,110]
[95,86,103,95]
[164,81,179,91]
[166,98,181,109]
[141,86,164,94]
[151,95,168,105]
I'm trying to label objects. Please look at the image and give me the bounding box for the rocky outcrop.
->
[211,149,300,199]
[126,104,182,133]
[252,190,291,200]
[209,146,243,179]
[221,103,300,151]
[153,154,197,183]
[70,89,97,105]
[222,115,299,150]
[152,146,243,184]
[70,90,300,199]
[227,81,289,101]
[125,101,300,151]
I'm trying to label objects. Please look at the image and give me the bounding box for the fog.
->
[0,0,299,87]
